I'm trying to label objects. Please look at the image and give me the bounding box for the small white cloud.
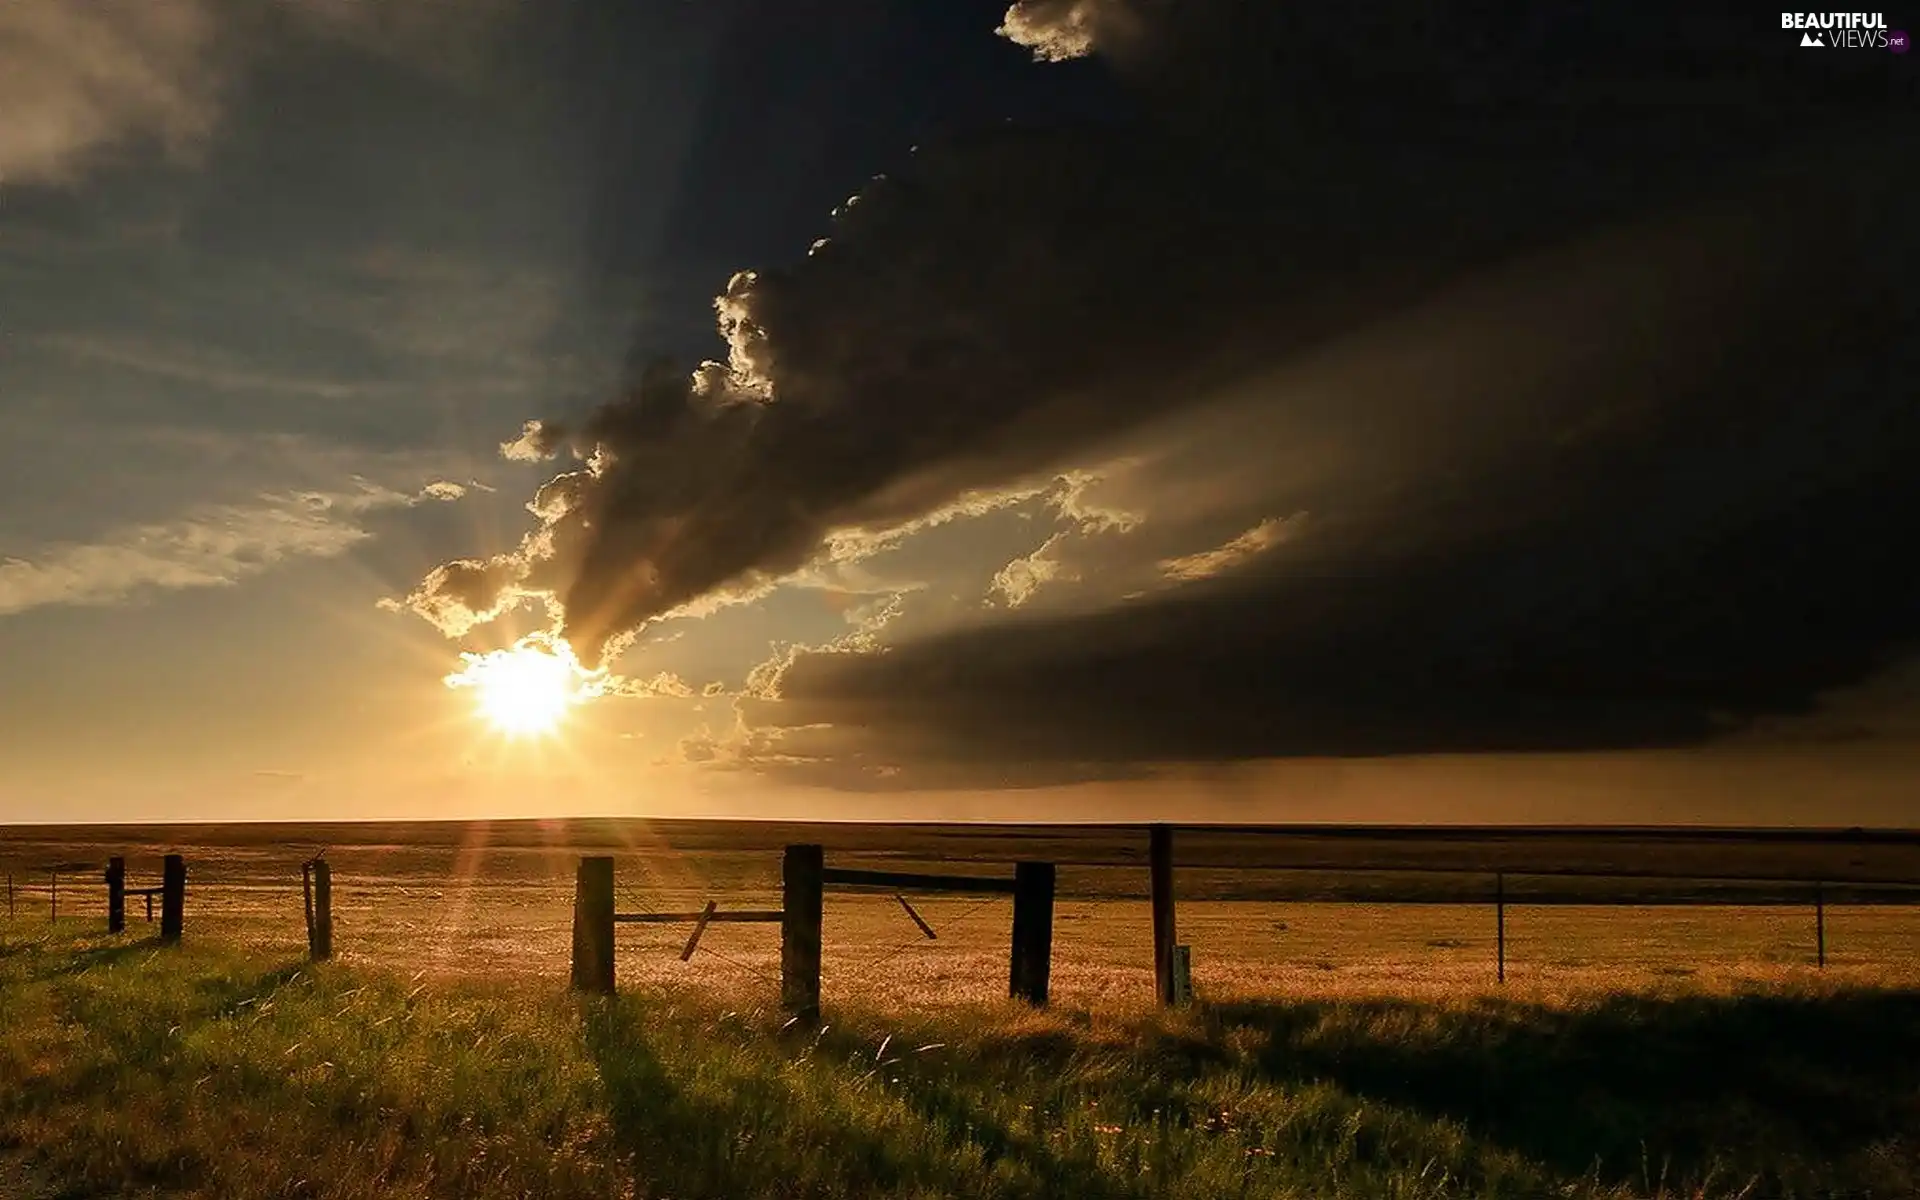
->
[500,420,556,463]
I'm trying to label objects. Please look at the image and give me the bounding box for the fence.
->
[569,848,1059,1016]
[561,830,1919,1018]
[6,826,1919,1018]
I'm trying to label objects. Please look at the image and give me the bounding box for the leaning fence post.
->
[1496,871,1506,984]
[1150,825,1178,1006]
[106,857,126,933]
[1010,862,1056,1006]
[159,855,185,944]
[1815,881,1826,969]
[571,856,615,994]
[308,859,333,962]
[680,900,718,962]
[781,844,824,1022]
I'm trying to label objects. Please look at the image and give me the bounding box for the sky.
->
[1,0,1917,825]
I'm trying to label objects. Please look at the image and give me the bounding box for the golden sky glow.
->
[1,2,1914,828]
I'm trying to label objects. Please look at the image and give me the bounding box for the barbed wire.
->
[685,942,781,985]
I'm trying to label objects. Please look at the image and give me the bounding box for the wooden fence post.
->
[1010,862,1056,1006]
[106,857,125,933]
[1150,825,1177,1006]
[5,873,12,918]
[571,856,615,994]
[781,844,824,1021]
[49,871,57,923]
[1815,881,1825,969]
[680,900,717,962]
[1496,871,1506,984]
[159,855,185,944]
[1171,945,1194,1006]
[895,894,937,940]
[308,860,333,962]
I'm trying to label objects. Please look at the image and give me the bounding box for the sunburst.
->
[445,634,603,738]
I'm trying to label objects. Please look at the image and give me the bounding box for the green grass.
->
[3,921,1918,1199]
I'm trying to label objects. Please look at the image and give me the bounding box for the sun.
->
[473,648,574,735]
[444,636,601,737]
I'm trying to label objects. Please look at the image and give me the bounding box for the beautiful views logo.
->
[1781,12,1906,48]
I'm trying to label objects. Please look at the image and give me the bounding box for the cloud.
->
[677,734,720,764]
[986,468,1145,608]
[0,0,524,189]
[731,163,1920,784]
[0,480,461,617]
[604,671,695,699]
[996,0,1118,61]
[404,0,1918,786]
[37,333,385,400]
[990,533,1074,608]
[0,0,222,186]
[404,85,1404,666]
[1158,515,1296,584]
[380,554,532,638]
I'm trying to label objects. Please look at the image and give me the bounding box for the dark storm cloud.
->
[404,110,1401,657]
[405,0,1919,778]
[739,150,1920,784]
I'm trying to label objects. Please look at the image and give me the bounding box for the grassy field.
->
[4,822,1920,1197]
[5,919,1920,1200]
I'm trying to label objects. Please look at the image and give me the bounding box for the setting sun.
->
[443,636,602,737]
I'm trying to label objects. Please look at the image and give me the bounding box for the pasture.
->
[5,821,1919,1001]
[3,821,1920,1197]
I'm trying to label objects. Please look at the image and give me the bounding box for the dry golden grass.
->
[6,916,1920,1200]
[5,823,1918,1010]
[7,822,1920,1199]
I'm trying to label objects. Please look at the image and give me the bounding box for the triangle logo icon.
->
[1800,31,1824,46]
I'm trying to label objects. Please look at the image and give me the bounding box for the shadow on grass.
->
[1210,987,1920,1190]
[583,1000,949,1199]
[815,1024,1141,1200]
[198,962,312,1020]
[584,1001,1161,1200]
[20,937,166,981]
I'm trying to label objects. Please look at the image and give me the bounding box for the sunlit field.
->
[4,822,1918,1003]
[5,823,1920,1198]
